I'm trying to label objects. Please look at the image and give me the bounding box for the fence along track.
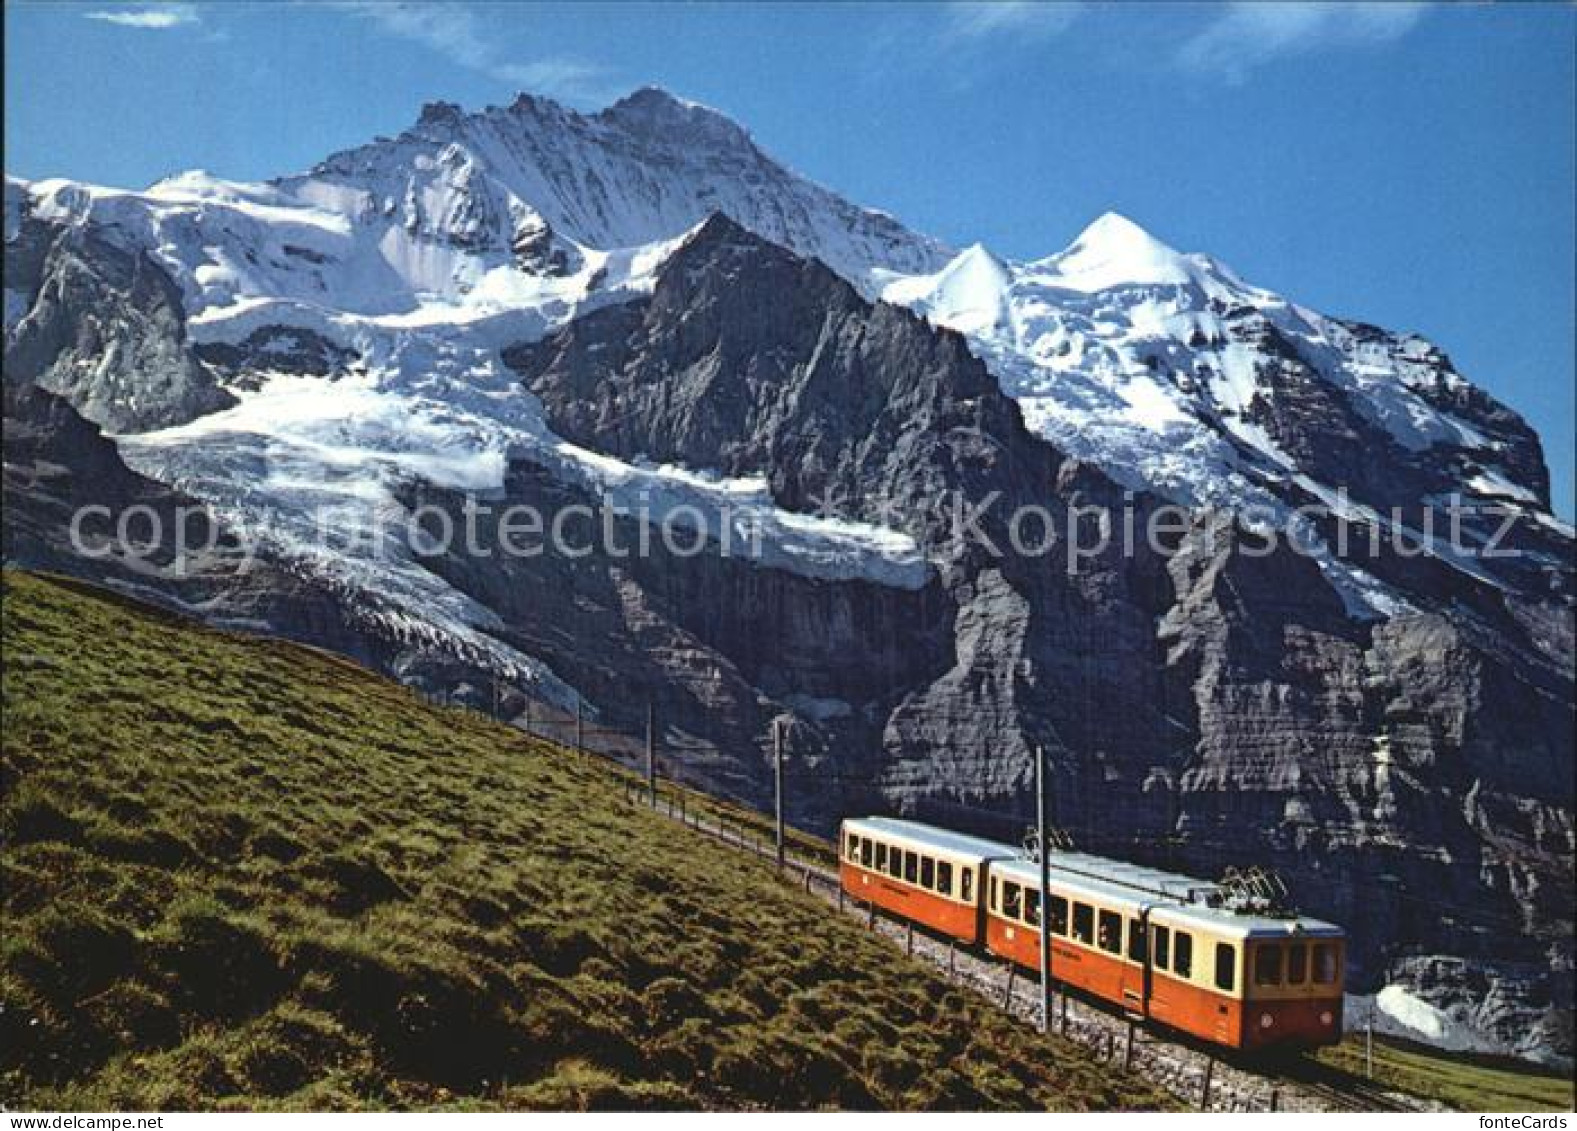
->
[615,777,1422,1113]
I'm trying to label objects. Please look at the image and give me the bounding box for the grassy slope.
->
[1316,1035,1575,1113]
[0,570,1172,1111]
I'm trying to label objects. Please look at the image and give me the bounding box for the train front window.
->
[1255,944,1283,986]
[1072,902,1094,945]
[846,832,858,860]
[1313,943,1337,984]
[1004,882,1022,921]
[1098,910,1122,954]
[938,861,953,897]
[860,839,874,867]
[1214,943,1236,991]
[1127,919,1147,962]
[1050,896,1069,936]
[1153,925,1171,971]
[1287,943,1308,985]
[1174,931,1193,977]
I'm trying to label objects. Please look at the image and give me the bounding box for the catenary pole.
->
[1038,742,1053,1035]
[773,719,786,869]
[646,700,657,805]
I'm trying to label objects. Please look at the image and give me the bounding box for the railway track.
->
[1258,1054,1416,1113]
[631,784,1431,1113]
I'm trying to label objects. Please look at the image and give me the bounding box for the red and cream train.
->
[839,816,1345,1052]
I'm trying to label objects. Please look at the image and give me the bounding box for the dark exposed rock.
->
[195,326,357,384]
[511,215,579,277]
[4,218,234,432]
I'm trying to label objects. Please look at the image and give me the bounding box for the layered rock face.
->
[4,216,234,431]
[3,90,1572,1061]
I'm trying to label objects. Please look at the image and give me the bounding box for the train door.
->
[970,862,988,943]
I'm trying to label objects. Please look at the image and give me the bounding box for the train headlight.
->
[1320,1011,1333,1026]
[1260,1013,1275,1029]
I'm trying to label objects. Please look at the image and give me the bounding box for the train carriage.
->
[840,817,1010,944]
[839,817,1346,1053]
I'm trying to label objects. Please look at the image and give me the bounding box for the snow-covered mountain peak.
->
[883,242,1012,336]
[1068,209,1169,256]
[595,85,752,144]
[288,87,949,289]
[1032,210,1207,293]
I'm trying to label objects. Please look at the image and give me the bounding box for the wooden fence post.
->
[1124,1020,1135,1070]
[1003,964,1016,1009]
[1199,1054,1215,1110]
[905,920,914,956]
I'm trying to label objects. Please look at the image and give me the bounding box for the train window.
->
[846,832,858,859]
[1127,919,1147,962]
[1215,943,1236,991]
[1313,944,1337,984]
[921,856,935,890]
[989,875,998,910]
[890,847,904,879]
[938,861,953,896]
[1174,931,1193,978]
[904,851,918,884]
[1098,910,1122,954]
[1255,944,1283,986]
[875,842,888,872]
[1004,882,1023,921]
[1072,902,1094,945]
[1050,895,1069,936]
[962,868,974,903]
[1025,889,1040,926]
[861,839,874,867]
[1153,925,1171,971]
[1288,943,1308,985]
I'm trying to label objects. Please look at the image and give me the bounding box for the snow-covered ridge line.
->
[877,210,1560,610]
[6,87,1563,636]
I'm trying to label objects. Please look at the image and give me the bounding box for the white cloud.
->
[330,2,615,105]
[83,3,199,29]
[1179,2,1429,82]
[942,1,1084,43]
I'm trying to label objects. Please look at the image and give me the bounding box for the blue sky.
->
[6,1,1574,516]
